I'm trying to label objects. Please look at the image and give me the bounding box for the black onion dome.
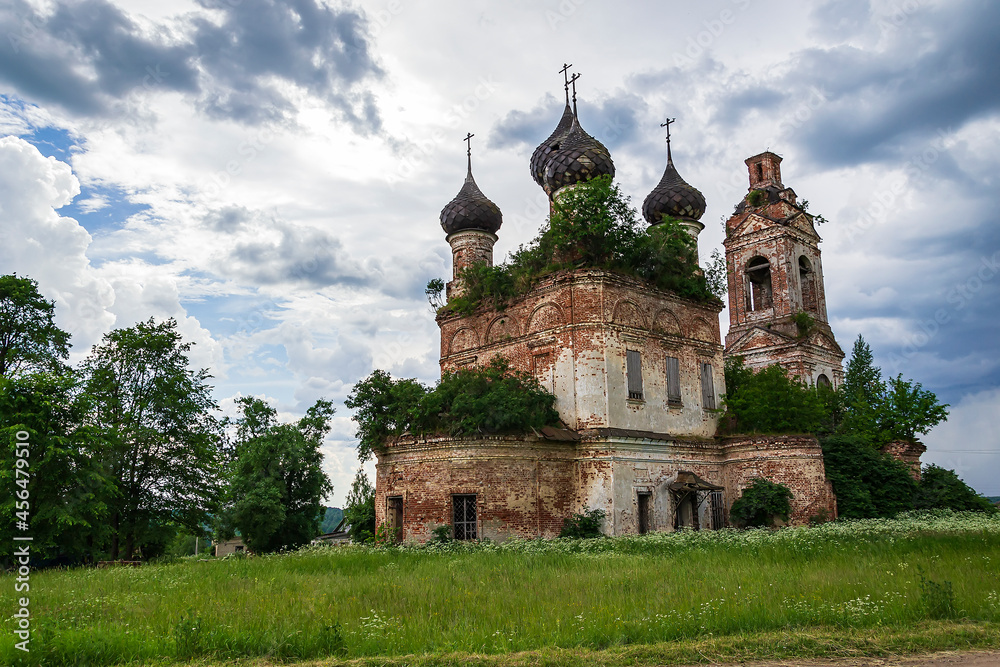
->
[541,119,615,196]
[440,163,503,235]
[529,103,576,187]
[642,156,706,224]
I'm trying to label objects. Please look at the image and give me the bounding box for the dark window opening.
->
[754,162,764,183]
[817,373,831,388]
[626,349,643,400]
[387,496,403,543]
[746,256,773,311]
[234,545,244,552]
[700,362,716,410]
[453,494,477,540]
[637,492,651,534]
[799,256,818,312]
[665,356,681,406]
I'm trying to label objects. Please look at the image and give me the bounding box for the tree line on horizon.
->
[0,274,338,566]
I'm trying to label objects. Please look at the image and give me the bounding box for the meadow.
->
[2,510,1000,666]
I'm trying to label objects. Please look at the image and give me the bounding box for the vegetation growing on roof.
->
[345,357,560,462]
[441,175,721,317]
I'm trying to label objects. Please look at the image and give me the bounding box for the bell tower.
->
[722,151,843,387]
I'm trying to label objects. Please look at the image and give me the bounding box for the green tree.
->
[879,375,949,442]
[344,370,427,462]
[221,397,334,553]
[820,435,917,518]
[346,357,560,463]
[721,357,827,434]
[82,318,222,560]
[0,274,71,378]
[729,478,794,528]
[915,465,997,513]
[840,335,886,442]
[342,470,375,543]
[0,371,113,564]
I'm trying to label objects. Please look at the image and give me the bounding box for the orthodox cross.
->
[559,63,573,104]
[570,72,581,115]
[464,132,474,171]
[661,117,675,161]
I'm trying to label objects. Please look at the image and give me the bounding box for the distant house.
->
[313,517,351,544]
[214,537,246,557]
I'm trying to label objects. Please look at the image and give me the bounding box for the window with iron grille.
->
[452,494,477,540]
[700,362,716,410]
[626,349,643,400]
[665,356,681,406]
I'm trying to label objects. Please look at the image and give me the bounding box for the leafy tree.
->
[721,356,827,434]
[879,374,949,442]
[820,435,917,519]
[343,470,376,543]
[703,248,728,300]
[0,371,113,565]
[82,317,222,560]
[838,336,948,445]
[221,397,334,553]
[0,274,71,378]
[344,369,427,462]
[346,357,559,461]
[729,478,794,528]
[915,465,998,513]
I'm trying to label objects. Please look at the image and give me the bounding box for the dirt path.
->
[710,651,1000,666]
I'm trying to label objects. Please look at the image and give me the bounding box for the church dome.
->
[440,161,503,236]
[529,103,575,187]
[642,155,706,225]
[541,118,615,197]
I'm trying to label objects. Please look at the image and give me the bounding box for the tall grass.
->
[2,510,999,666]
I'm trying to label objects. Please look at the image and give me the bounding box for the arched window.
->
[799,255,817,312]
[745,256,773,311]
[816,374,831,388]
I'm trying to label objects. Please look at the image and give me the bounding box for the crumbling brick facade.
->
[374,135,852,541]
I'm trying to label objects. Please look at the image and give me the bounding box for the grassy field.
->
[2,510,1000,666]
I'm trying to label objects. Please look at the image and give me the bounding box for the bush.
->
[820,435,917,519]
[559,507,606,538]
[346,357,560,460]
[915,465,998,514]
[729,478,793,528]
[720,357,828,435]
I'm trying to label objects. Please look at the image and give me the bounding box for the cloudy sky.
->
[1,0,998,503]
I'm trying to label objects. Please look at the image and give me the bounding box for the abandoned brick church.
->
[373,82,855,541]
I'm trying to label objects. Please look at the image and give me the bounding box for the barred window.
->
[700,362,716,410]
[665,356,681,405]
[626,349,643,400]
[453,494,477,540]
